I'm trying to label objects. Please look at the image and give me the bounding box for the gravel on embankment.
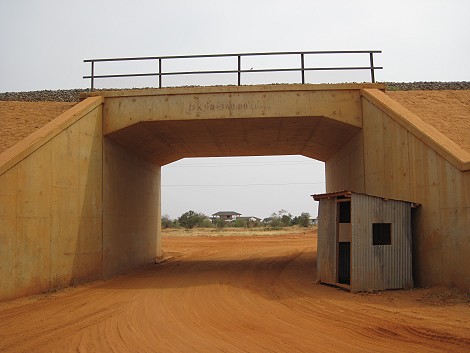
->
[0,82,469,102]
[0,89,90,102]
[385,81,470,91]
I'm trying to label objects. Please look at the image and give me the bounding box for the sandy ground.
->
[387,90,470,153]
[0,231,468,353]
[0,101,75,153]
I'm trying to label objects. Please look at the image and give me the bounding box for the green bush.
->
[291,212,311,227]
[178,210,209,229]
[297,212,311,227]
[231,218,247,228]
[214,218,226,228]
[201,218,214,228]
[265,209,292,228]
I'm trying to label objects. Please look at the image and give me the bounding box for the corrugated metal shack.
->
[312,191,417,292]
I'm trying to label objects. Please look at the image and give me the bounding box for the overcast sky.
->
[1,0,469,219]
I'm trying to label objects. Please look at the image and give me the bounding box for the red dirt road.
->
[0,232,469,352]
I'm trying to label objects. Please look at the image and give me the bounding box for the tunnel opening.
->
[99,84,368,283]
[161,155,325,225]
[157,155,325,290]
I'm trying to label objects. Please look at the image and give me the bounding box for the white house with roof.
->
[212,211,242,222]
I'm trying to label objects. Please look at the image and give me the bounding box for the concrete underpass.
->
[0,83,469,301]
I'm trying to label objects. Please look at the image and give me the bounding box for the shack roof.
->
[311,191,420,207]
[311,191,351,200]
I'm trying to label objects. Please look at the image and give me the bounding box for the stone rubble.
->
[385,81,470,91]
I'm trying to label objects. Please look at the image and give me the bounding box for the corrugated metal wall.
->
[317,198,337,285]
[351,193,413,292]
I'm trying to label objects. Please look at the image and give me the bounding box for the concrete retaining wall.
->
[0,98,103,301]
[0,97,162,301]
[103,138,161,278]
[326,89,470,290]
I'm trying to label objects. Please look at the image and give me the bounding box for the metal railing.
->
[83,50,382,91]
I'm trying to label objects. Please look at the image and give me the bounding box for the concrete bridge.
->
[1,83,469,301]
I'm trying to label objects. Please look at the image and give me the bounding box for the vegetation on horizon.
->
[162,209,313,230]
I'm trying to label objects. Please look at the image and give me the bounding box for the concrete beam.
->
[94,84,372,165]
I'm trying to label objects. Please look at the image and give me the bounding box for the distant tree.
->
[231,218,247,228]
[265,209,292,228]
[161,214,174,229]
[246,218,262,228]
[268,213,282,228]
[291,216,299,226]
[281,214,292,227]
[178,210,208,229]
[201,218,214,228]
[278,209,292,227]
[297,212,311,227]
[214,218,226,228]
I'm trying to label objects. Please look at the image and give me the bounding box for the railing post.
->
[158,58,162,88]
[369,52,375,83]
[237,55,241,86]
[300,53,305,84]
[91,61,95,91]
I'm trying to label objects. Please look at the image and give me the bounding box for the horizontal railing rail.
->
[83,50,382,91]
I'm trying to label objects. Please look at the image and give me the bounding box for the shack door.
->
[338,242,350,284]
[337,199,351,285]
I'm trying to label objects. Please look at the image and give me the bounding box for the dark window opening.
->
[338,201,351,223]
[373,223,392,245]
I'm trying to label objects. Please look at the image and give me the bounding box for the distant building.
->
[238,216,262,223]
[212,211,242,222]
[262,217,273,224]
